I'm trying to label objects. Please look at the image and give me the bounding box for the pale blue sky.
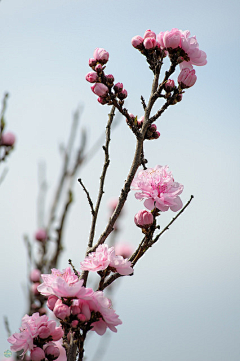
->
[1,1,240,360]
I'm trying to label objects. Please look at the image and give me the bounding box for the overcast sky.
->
[1,1,240,360]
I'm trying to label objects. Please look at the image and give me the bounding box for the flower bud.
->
[53,299,70,320]
[137,116,144,127]
[1,132,16,146]
[134,210,154,229]
[93,48,109,64]
[31,347,45,361]
[97,97,108,105]
[95,63,103,73]
[91,83,109,97]
[153,131,160,139]
[89,58,97,67]
[71,320,79,328]
[178,68,197,88]
[71,305,81,315]
[31,282,40,296]
[106,74,114,84]
[131,35,144,49]
[164,79,175,93]
[113,82,123,93]
[143,37,157,50]
[51,327,64,341]
[45,345,60,361]
[35,229,47,242]
[47,295,58,311]
[30,269,41,283]
[117,89,127,100]
[149,124,157,131]
[77,314,87,322]
[143,29,156,40]
[38,325,51,339]
[163,28,181,49]
[85,71,98,83]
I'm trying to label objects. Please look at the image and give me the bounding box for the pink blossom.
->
[93,48,109,64]
[180,30,207,67]
[47,295,58,311]
[35,229,47,242]
[143,29,156,39]
[80,244,133,276]
[178,68,197,88]
[143,37,157,50]
[164,79,175,92]
[134,210,153,228]
[30,269,41,283]
[1,132,16,146]
[38,267,93,299]
[54,341,66,361]
[115,242,133,258]
[156,32,164,49]
[85,71,98,83]
[97,97,108,105]
[162,28,182,49]
[131,35,144,49]
[91,83,109,97]
[53,299,70,320]
[132,165,183,212]
[31,347,45,361]
[31,282,40,296]
[45,344,60,360]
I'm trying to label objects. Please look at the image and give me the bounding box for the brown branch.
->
[78,178,95,216]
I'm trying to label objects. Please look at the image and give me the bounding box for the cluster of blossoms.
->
[7,313,64,360]
[80,244,133,275]
[86,48,127,105]
[132,28,207,90]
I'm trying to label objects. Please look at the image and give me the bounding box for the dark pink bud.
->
[178,68,197,88]
[114,82,123,93]
[143,29,156,40]
[131,35,144,49]
[35,229,47,242]
[30,269,41,283]
[137,116,144,127]
[164,79,175,92]
[85,71,98,83]
[89,58,97,67]
[47,295,58,311]
[45,345,60,361]
[31,282,40,296]
[97,97,108,105]
[106,74,114,83]
[38,325,51,339]
[53,299,70,320]
[1,132,16,146]
[31,347,45,361]
[118,88,127,100]
[71,305,81,315]
[153,131,160,139]
[150,124,157,131]
[95,63,103,73]
[91,83,109,97]
[77,314,87,322]
[134,210,154,229]
[71,320,79,328]
[93,48,109,64]
[143,37,157,50]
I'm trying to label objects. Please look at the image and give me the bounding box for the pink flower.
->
[54,341,66,361]
[1,132,16,146]
[162,28,182,49]
[45,344,60,361]
[30,269,41,283]
[85,71,98,83]
[115,242,133,259]
[143,29,156,39]
[53,300,70,320]
[47,295,58,311]
[35,229,47,242]
[91,83,109,97]
[31,347,45,361]
[143,37,157,50]
[134,210,153,228]
[178,68,197,88]
[180,30,207,67]
[131,165,184,212]
[80,244,133,276]
[131,35,144,49]
[93,48,109,64]
[37,267,93,299]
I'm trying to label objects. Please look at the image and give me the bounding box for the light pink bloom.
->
[80,244,133,276]
[115,242,133,259]
[53,300,70,320]
[178,68,197,88]
[91,83,109,97]
[30,269,41,283]
[1,132,16,146]
[93,48,109,64]
[131,35,144,49]
[132,165,183,212]
[35,229,47,242]
[180,30,207,67]
[162,28,182,49]
[31,347,45,361]
[47,295,58,311]
[134,210,153,228]
[143,29,156,39]
[54,341,66,361]
[143,37,157,50]
[156,32,164,49]
[85,71,98,83]
[38,267,93,299]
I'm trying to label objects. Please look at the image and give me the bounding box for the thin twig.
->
[3,316,11,337]
[78,178,95,216]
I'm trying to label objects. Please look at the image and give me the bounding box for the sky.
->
[0,0,240,360]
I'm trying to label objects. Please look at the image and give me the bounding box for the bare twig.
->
[78,178,95,216]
